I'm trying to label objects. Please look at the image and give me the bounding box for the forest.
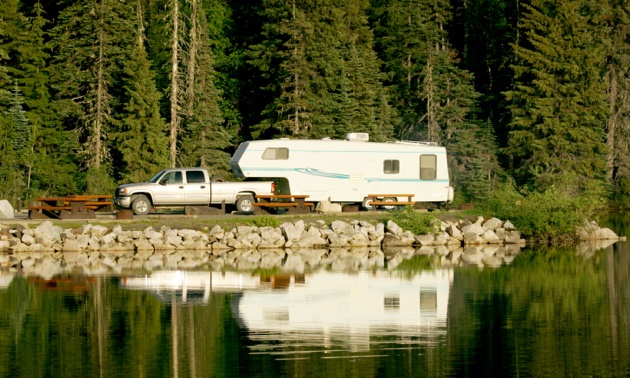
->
[0,0,629,209]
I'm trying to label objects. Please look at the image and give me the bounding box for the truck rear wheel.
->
[236,195,255,213]
[381,197,397,210]
[131,195,151,215]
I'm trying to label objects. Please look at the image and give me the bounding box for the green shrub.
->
[478,182,604,242]
[251,215,280,228]
[386,206,439,235]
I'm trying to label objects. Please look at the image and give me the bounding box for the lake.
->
[0,214,629,377]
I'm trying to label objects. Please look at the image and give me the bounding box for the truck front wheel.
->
[131,195,152,215]
[236,195,255,213]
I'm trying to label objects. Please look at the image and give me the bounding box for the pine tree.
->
[115,0,170,183]
[49,0,136,192]
[178,0,230,176]
[166,0,185,168]
[370,0,479,145]
[505,0,608,193]
[5,82,32,198]
[249,0,394,140]
[602,1,630,204]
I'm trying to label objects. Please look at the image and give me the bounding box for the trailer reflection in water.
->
[122,269,452,357]
[236,270,452,355]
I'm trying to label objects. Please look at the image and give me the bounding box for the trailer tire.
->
[236,195,255,213]
[381,197,397,210]
[131,195,151,215]
[361,197,373,211]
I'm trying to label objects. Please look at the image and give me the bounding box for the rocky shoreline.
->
[0,216,623,278]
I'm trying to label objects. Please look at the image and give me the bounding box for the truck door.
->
[184,170,210,205]
[156,171,185,205]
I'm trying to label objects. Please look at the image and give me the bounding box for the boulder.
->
[0,200,14,219]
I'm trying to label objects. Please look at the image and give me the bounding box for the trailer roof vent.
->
[345,133,369,142]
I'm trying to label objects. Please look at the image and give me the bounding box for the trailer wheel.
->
[361,197,373,211]
[381,197,397,210]
[131,195,151,215]
[236,195,255,213]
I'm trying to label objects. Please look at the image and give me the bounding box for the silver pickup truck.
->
[114,168,274,215]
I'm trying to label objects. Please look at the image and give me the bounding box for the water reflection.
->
[236,270,451,356]
[0,225,628,377]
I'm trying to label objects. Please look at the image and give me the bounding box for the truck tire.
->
[381,197,397,210]
[361,197,373,211]
[131,195,151,215]
[236,195,255,213]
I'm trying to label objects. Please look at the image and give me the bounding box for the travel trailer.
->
[229,133,454,209]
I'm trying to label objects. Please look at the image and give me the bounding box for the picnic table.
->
[28,195,113,220]
[365,194,415,211]
[252,194,314,214]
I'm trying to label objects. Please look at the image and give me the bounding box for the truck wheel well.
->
[131,193,153,204]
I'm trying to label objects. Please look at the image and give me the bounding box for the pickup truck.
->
[113,168,274,215]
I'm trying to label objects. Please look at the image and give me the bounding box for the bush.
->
[477,182,604,242]
[250,215,280,228]
[387,206,439,235]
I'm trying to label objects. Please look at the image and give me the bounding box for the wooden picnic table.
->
[366,194,415,211]
[253,194,313,214]
[28,195,114,220]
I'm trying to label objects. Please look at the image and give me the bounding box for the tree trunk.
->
[170,0,180,168]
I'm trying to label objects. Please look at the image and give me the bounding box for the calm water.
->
[1,215,629,377]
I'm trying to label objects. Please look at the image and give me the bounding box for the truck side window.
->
[186,170,205,183]
[383,160,399,174]
[161,171,182,184]
[419,155,437,180]
[262,147,289,160]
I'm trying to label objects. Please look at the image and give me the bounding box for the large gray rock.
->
[34,221,62,245]
[0,200,14,219]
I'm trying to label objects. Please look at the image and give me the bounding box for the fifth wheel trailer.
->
[229,133,454,208]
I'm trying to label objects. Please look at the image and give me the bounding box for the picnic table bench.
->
[28,195,114,220]
[366,194,415,211]
[252,194,314,214]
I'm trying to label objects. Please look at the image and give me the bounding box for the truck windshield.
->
[149,170,166,183]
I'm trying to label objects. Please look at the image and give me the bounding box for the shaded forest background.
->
[0,0,629,207]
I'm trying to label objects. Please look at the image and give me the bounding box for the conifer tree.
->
[49,0,136,192]
[167,0,185,167]
[249,0,393,140]
[6,82,34,200]
[370,0,478,145]
[115,0,170,183]
[505,0,608,193]
[602,1,630,203]
[178,0,230,176]
[0,3,22,202]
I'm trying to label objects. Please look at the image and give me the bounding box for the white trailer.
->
[229,133,454,208]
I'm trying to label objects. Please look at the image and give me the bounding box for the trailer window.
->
[383,160,399,174]
[186,170,206,183]
[420,155,437,180]
[262,147,289,160]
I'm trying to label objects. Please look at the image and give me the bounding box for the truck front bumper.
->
[114,196,132,208]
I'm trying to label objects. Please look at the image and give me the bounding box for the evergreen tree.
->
[603,0,630,204]
[249,0,393,140]
[0,23,21,202]
[505,0,608,193]
[179,0,231,176]
[49,0,136,192]
[370,0,479,145]
[115,0,170,183]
